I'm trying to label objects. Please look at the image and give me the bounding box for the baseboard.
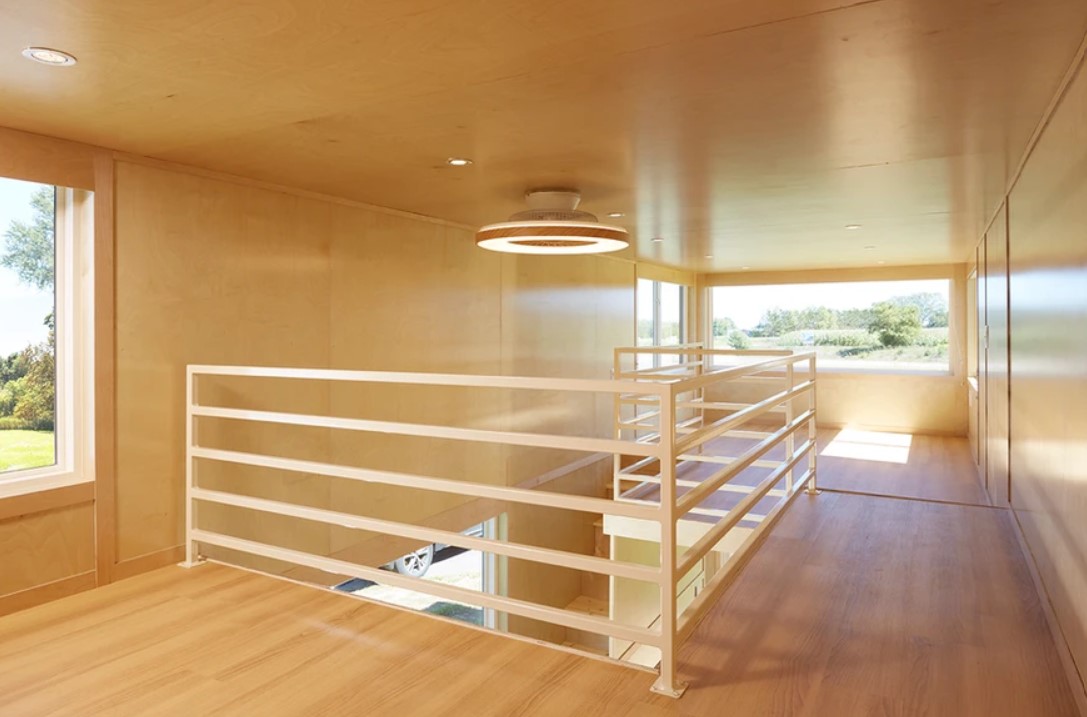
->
[112,545,185,582]
[815,420,966,438]
[1009,509,1087,716]
[0,571,97,617]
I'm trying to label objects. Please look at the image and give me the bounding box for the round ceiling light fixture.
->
[476,189,629,255]
[21,47,77,66]
[447,157,473,166]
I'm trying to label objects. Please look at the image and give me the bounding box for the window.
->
[636,279,687,368]
[0,177,93,493]
[710,279,951,373]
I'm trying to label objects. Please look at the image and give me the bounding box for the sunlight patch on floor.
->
[821,428,913,464]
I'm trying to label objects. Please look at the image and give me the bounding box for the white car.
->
[385,523,486,577]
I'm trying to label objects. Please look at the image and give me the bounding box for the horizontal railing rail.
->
[612,346,817,695]
[184,346,817,700]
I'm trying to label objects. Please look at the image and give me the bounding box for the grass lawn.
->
[0,430,55,473]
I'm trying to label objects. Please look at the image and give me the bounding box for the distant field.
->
[0,431,55,473]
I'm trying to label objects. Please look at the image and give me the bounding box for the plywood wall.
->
[0,128,108,614]
[111,159,636,641]
[1006,54,1087,699]
[983,206,1012,507]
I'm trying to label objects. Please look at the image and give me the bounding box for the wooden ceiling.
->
[1,0,1085,271]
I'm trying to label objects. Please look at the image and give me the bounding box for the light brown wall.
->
[0,128,110,615]
[0,124,639,620]
[110,159,636,640]
[1006,51,1087,703]
[701,264,970,436]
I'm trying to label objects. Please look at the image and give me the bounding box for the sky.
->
[0,177,53,356]
[712,279,949,330]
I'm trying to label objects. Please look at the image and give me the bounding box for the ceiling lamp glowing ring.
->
[475,189,629,255]
[476,221,628,254]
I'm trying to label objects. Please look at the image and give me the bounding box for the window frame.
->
[0,186,95,498]
[636,279,688,368]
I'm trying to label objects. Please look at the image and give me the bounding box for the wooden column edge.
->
[93,153,117,586]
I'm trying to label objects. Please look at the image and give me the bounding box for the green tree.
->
[712,317,736,337]
[754,307,799,337]
[797,306,837,330]
[868,302,922,347]
[12,340,55,430]
[890,292,948,328]
[836,307,875,329]
[727,331,751,350]
[1,186,55,291]
[1,186,56,429]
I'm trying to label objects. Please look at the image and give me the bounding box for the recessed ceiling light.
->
[651,237,664,243]
[877,260,886,264]
[607,212,625,218]
[21,47,77,66]
[704,255,714,259]
[741,266,751,270]
[446,157,473,167]
[864,245,876,250]
[845,224,862,230]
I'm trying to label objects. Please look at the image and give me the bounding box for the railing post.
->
[181,367,203,567]
[806,354,820,495]
[652,383,687,698]
[784,361,795,492]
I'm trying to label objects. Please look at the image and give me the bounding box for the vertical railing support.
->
[784,361,795,492]
[652,382,687,698]
[180,367,204,567]
[806,354,820,495]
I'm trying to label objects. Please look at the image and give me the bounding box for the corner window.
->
[710,279,951,373]
[636,278,686,368]
[0,177,93,493]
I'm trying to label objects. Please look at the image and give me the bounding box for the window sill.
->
[0,468,93,501]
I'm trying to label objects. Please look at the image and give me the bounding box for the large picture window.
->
[0,176,93,491]
[710,279,951,373]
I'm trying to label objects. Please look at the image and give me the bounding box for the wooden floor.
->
[0,439,1078,716]
[816,428,991,506]
[674,492,1078,716]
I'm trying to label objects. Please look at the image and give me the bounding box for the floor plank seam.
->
[819,487,1005,510]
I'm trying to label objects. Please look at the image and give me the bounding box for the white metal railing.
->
[182,349,816,698]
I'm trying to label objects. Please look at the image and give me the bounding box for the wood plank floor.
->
[815,429,990,506]
[673,492,1079,717]
[0,487,1076,715]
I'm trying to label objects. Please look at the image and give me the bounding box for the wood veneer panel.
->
[1007,51,1087,704]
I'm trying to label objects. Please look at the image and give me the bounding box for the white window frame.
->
[0,187,95,498]
[636,279,687,369]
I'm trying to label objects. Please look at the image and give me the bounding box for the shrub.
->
[868,302,922,347]
[813,330,876,348]
[727,331,751,350]
[0,416,32,430]
[914,328,949,347]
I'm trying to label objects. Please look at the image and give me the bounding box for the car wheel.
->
[394,545,435,577]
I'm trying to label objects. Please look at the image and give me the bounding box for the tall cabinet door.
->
[985,204,1011,507]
